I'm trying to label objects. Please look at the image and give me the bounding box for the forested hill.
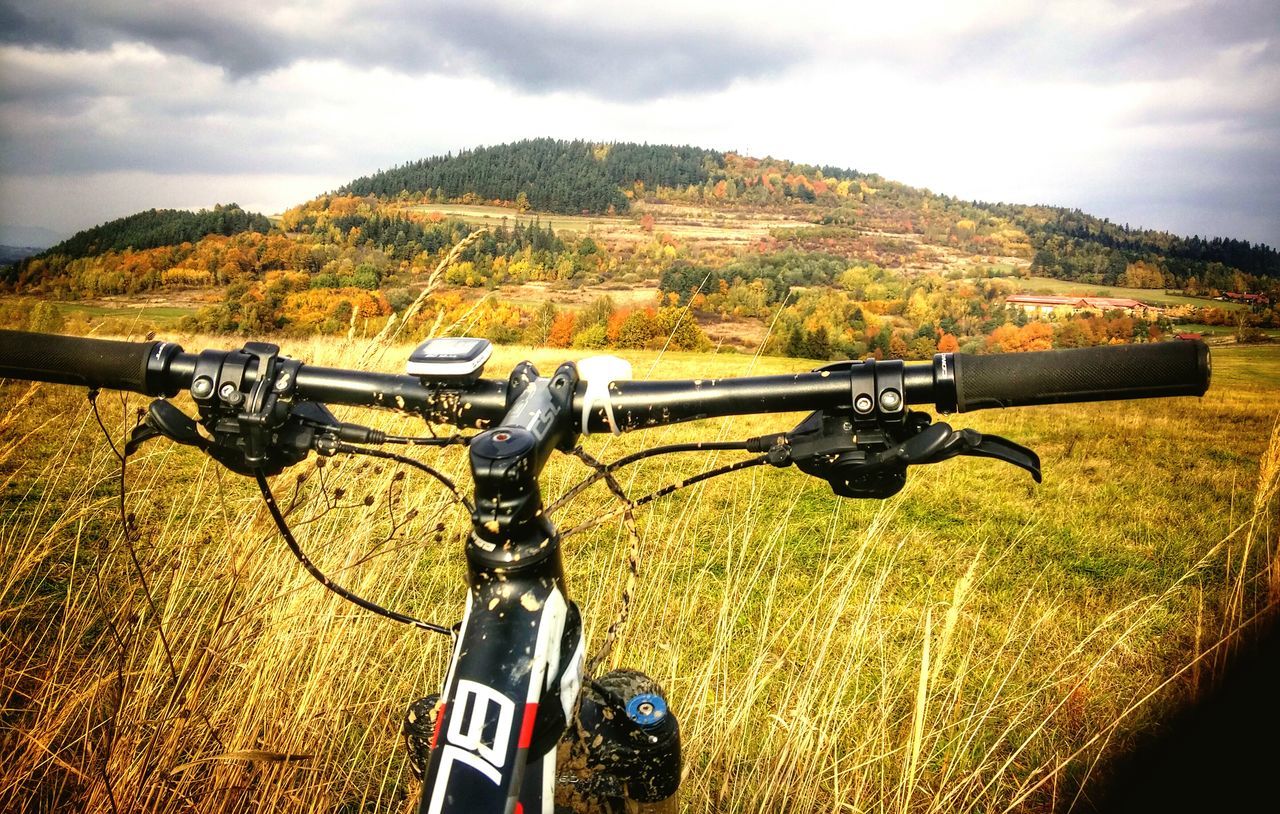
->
[341,139,734,214]
[4,140,1276,309]
[34,204,272,262]
[342,139,1277,283]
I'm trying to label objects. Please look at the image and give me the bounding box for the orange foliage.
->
[547,312,576,347]
[606,308,631,344]
[281,288,390,333]
[986,322,1054,353]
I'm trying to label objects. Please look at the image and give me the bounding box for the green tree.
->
[523,302,558,345]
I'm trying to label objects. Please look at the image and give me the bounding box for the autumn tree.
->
[523,302,558,345]
[547,312,577,348]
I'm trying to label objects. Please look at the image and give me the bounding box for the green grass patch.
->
[1021,276,1246,309]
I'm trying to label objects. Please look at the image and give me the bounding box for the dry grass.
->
[1,337,1276,813]
[399,202,815,246]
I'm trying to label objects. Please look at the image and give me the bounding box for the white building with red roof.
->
[1006,295,1162,318]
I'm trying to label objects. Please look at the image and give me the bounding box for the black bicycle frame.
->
[420,362,585,814]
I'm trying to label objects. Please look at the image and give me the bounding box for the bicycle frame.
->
[421,361,584,813]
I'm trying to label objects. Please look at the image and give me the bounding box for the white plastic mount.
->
[577,355,633,435]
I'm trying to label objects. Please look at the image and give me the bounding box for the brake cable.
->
[255,470,455,637]
[557,453,770,539]
[546,439,754,515]
[562,446,642,675]
[327,441,475,513]
[554,442,772,672]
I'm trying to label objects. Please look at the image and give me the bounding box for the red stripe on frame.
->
[430,702,446,751]
[517,703,539,748]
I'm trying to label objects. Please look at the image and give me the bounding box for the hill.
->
[343,139,1278,287]
[341,139,734,215]
[30,203,272,263]
[0,223,63,249]
[0,246,41,267]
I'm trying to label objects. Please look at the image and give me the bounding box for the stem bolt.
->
[854,395,874,413]
[879,389,902,411]
[191,376,214,399]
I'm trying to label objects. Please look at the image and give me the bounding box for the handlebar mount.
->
[756,359,1041,498]
[125,340,365,475]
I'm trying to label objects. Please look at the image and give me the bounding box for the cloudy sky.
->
[1,0,1277,247]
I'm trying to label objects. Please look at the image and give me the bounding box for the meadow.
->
[1017,276,1246,311]
[401,202,815,246]
[1,331,1276,813]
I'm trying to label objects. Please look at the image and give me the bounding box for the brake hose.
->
[255,471,455,637]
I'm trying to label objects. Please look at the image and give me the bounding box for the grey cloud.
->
[0,1,80,49]
[1,117,218,175]
[376,2,800,99]
[0,0,802,100]
[0,106,350,177]
[924,0,1279,84]
[0,1,279,75]
[1078,139,1280,246]
[1113,0,1280,61]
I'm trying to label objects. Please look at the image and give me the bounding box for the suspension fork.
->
[419,363,584,814]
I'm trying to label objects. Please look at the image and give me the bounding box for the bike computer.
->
[406,337,492,385]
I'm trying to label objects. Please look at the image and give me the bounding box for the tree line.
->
[23,204,270,265]
[341,139,629,214]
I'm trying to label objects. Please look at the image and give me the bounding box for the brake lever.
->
[884,422,1041,483]
[957,431,1042,483]
[127,400,210,457]
[773,412,1044,499]
[125,398,341,476]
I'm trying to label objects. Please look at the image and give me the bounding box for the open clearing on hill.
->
[401,202,817,246]
[484,280,660,310]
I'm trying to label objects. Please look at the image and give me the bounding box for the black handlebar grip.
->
[952,340,1210,412]
[0,329,179,395]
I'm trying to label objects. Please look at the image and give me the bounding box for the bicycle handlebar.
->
[0,330,1210,429]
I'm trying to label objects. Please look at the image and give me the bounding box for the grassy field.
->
[401,202,815,245]
[1018,276,1246,311]
[1175,322,1280,340]
[1,332,1277,813]
[0,295,199,335]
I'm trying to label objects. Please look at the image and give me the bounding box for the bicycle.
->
[0,329,1210,813]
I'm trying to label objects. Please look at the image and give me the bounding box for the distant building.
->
[1222,292,1270,306]
[1005,295,1162,318]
